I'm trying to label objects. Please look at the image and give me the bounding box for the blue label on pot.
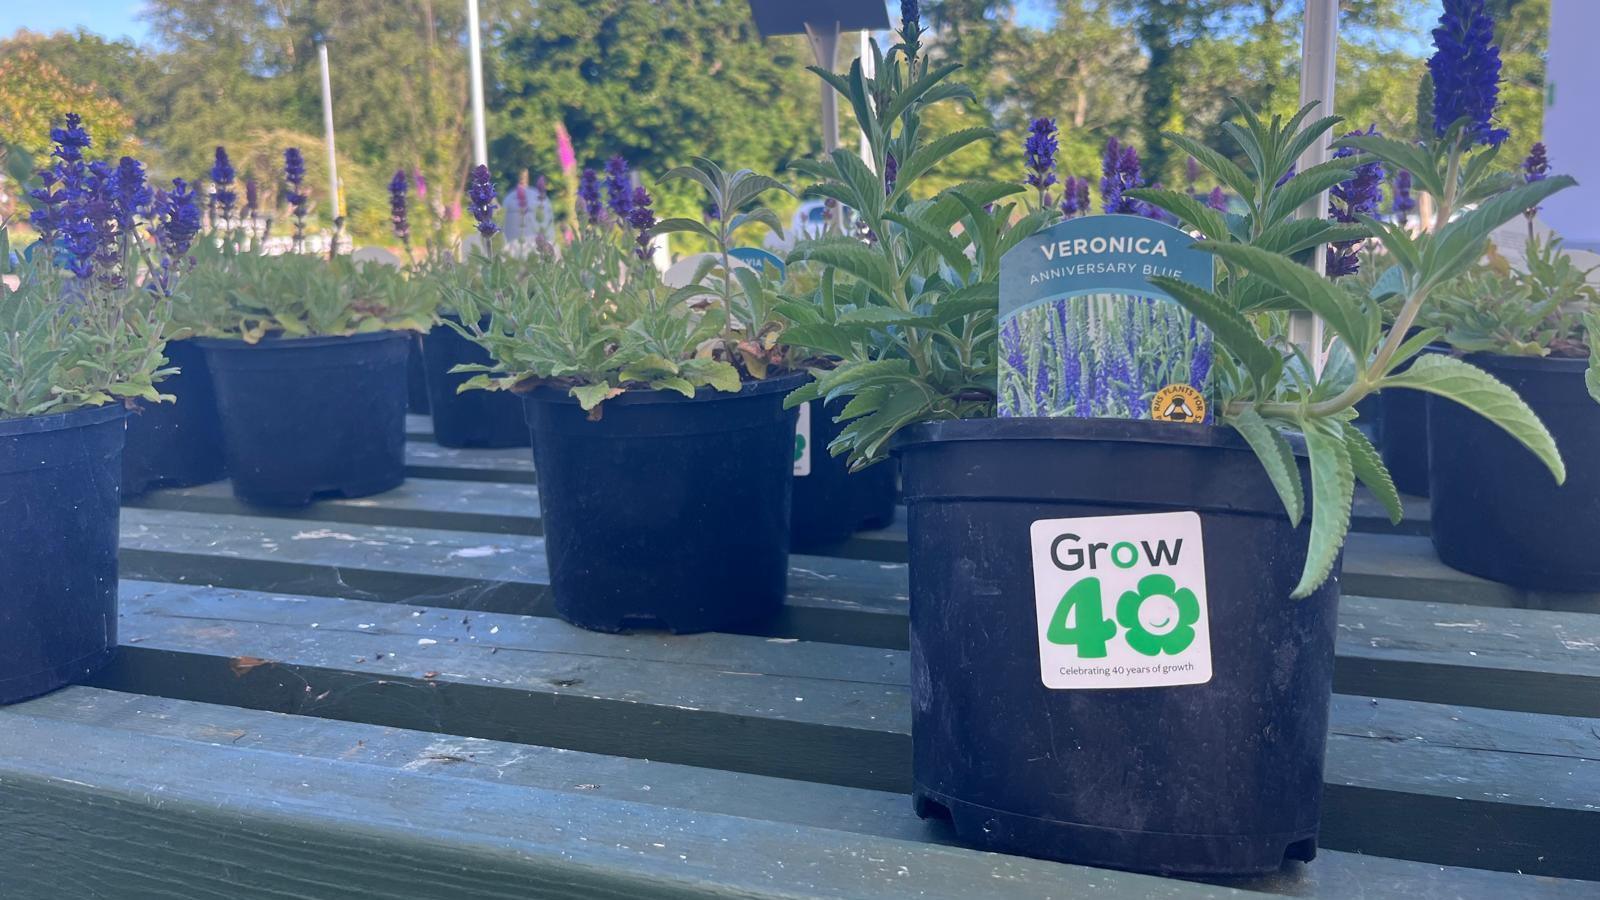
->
[1030,511,1213,690]
[998,215,1216,422]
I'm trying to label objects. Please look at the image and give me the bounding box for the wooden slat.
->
[95,581,1600,880]
[10,687,1592,900]
[1343,533,1600,613]
[117,509,1600,717]
[404,443,534,484]
[0,692,1227,900]
[130,478,545,536]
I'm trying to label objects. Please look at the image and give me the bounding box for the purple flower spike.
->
[1206,186,1228,213]
[625,185,656,260]
[884,152,898,195]
[1429,0,1508,147]
[49,113,92,163]
[577,168,604,225]
[1523,143,1549,183]
[108,156,151,231]
[604,155,633,220]
[1023,117,1058,204]
[1391,169,1416,218]
[389,169,410,243]
[1327,126,1385,278]
[467,164,499,238]
[211,146,237,220]
[1100,138,1146,215]
[1185,156,1201,189]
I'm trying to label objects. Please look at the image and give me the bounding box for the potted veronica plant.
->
[2,115,196,703]
[122,146,247,496]
[447,159,805,633]
[187,148,436,507]
[779,2,1567,876]
[1423,186,1600,589]
[410,166,531,448]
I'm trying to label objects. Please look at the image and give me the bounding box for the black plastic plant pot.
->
[523,374,804,633]
[790,397,897,549]
[1378,344,1446,497]
[122,338,228,496]
[198,332,410,508]
[407,332,430,414]
[0,405,126,705]
[1429,353,1598,591]
[895,417,1341,877]
[422,317,529,449]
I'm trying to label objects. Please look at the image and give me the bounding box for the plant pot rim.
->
[0,402,127,439]
[523,370,810,409]
[894,415,1274,455]
[1460,350,1590,373]
[194,330,410,351]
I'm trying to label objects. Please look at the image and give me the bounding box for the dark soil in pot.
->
[1429,353,1597,591]
[122,338,227,496]
[790,397,897,550]
[523,373,803,633]
[422,317,529,449]
[407,332,430,414]
[0,405,126,704]
[895,417,1341,877]
[199,331,410,507]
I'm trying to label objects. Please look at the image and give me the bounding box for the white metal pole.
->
[1293,0,1338,370]
[318,41,340,221]
[859,29,875,166]
[804,22,841,155]
[467,0,489,167]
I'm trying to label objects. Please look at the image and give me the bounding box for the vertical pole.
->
[1292,0,1338,371]
[318,41,340,221]
[804,21,841,155]
[859,29,875,166]
[467,0,489,167]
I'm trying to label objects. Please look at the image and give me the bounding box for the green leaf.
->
[787,237,897,301]
[1228,408,1304,526]
[1382,354,1565,483]
[571,382,618,411]
[1195,242,1367,352]
[1147,276,1283,388]
[649,217,719,244]
[1341,422,1403,524]
[1264,158,1356,224]
[884,209,971,280]
[1125,189,1228,241]
[1336,134,1445,198]
[1163,131,1254,201]
[1423,176,1577,287]
[890,128,991,203]
[1294,416,1356,599]
[1254,219,1371,257]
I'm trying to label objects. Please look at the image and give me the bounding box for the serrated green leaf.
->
[1341,422,1402,524]
[1423,176,1577,287]
[1382,354,1565,483]
[1295,416,1356,599]
[1228,408,1304,526]
[1197,242,1367,353]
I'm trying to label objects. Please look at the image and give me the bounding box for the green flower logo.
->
[1116,573,1199,656]
[794,433,806,463]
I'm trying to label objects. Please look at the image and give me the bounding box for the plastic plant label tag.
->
[1030,511,1212,690]
[793,401,811,477]
[998,215,1216,422]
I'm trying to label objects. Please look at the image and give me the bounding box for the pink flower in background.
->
[556,122,576,175]
[516,183,529,210]
[413,168,428,199]
[447,199,462,222]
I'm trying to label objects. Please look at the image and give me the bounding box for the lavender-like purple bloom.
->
[1023,117,1058,205]
[1327,126,1385,277]
[1391,169,1416,218]
[604,155,633,220]
[1100,138,1146,215]
[999,318,1025,417]
[884,152,898,195]
[577,168,604,225]
[389,169,410,244]
[108,155,151,232]
[283,147,309,247]
[1523,142,1549,183]
[900,0,922,58]
[1206,186,1228,212]
[1185,156,1201,190]
[625,185,656,260]
[49,113,92,163]
[147,178,201,295]
[1058,175,1090,218]
[211,146,237,222]
[467,164,499,238]
[1429,0,1508,147]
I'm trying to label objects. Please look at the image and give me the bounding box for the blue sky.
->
[0,0,150,43]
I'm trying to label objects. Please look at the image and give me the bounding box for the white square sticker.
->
[1030,511,1212,690]
[793,401,811,477]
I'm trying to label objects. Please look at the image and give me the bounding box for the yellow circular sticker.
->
[1151,384,1206,424]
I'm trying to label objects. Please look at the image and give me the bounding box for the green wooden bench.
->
[4,425,1597,898]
